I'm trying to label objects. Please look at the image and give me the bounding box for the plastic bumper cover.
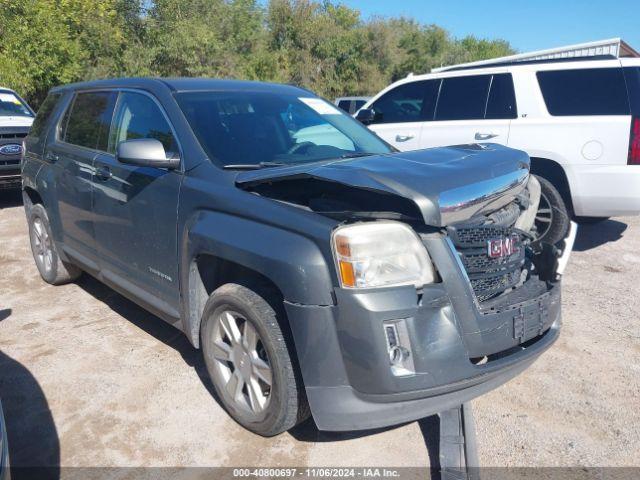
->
[306,324,557,431]
[284,235,562,432]
[0,167,20,189]
[285,284,560,432]
[570,164,640,217]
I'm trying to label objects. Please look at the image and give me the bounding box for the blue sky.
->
[340,0,640,54]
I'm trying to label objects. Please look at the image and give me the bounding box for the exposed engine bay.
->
[234,144,576,307]
[241,169,566,306]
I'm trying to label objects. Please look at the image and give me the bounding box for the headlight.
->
[332,221,437,289]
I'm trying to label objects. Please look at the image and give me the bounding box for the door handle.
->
[44,151,59,162]
[94,165,112,181]
[474,132,498,141]
[395,134,414,142]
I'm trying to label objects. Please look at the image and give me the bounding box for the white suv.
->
[357,55,640,244]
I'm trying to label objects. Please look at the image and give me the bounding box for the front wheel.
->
[201,283,309,436]
[533,175,570,245]
[28,204,81,285]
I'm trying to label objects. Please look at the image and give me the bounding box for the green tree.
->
[0,0,137,107]
[0,0,515,107]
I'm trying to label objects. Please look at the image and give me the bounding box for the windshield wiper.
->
[223,161,287,170]
[339,152,376,160]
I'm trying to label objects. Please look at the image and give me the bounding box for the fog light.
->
[388,345,403,364]
[383,320,415,376]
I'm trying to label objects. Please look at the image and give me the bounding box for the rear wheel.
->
[201,283,308,436]
[534,175,570,245]
[28,204,81,285]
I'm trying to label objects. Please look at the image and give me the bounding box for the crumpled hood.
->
[236,143,530,226]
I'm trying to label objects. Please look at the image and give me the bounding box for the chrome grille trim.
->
[448,224,525,303]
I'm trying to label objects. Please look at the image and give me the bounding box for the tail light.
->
[629,116,640,165]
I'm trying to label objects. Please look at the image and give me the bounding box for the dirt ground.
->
[0,188,638,472]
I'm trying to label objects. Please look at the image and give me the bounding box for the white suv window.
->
[369,80,440,124]
[435,75,491,121]
[537,68,630,116]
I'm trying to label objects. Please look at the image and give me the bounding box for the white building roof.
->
[432,38,640,73]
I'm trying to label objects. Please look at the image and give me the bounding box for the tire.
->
[201,283,309,436]
[28,204,81,285]
[534,175,570,245]
[575,216,609,225]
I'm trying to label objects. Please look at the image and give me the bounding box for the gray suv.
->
[22,78,570,436]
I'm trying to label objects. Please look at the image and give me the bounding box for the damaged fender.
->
[179,210,335,346]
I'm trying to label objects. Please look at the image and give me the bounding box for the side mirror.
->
[355,108,376,125]
[116,138,179,169]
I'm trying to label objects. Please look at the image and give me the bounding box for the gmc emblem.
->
[487,234,519,259]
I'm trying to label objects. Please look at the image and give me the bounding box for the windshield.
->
[175,91,393,167]
[0,90,33,117]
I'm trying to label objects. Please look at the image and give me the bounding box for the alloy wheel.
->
[32,217,53,274]
[211,310,273,417]
[534,191,553,241]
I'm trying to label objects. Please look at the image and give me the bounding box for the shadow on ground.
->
[0,309,60,479]
[0,190,22,209]
[76,274,441,471]
[573,219,627,252]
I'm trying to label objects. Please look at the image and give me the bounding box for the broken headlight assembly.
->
[331,221,437,289]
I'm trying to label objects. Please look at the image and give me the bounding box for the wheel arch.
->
[187,255,288,348]
[22,186,43,210]
[180,211,335,348]
[529,157,574,213]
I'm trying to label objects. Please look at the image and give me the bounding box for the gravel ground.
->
[0,188,638,473]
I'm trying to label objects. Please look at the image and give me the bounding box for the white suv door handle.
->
[475,132,498,141]
[395,134,414,142]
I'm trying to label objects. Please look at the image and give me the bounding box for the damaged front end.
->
[236,144,573,304]
[237,144,574,431]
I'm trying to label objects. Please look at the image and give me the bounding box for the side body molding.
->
[180,210,335,347]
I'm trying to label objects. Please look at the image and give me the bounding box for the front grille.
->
[449,224,525,303]
[0,132,27,139]
[0,159,20,166]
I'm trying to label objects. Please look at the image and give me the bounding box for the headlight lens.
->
[332,221,437,289]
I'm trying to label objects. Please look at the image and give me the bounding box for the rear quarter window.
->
[623,67,640,115]
[30,93,62,139]
[537,68,630,116]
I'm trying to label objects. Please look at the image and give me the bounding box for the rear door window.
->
[61,91,117,151]
[370,80,440,124]
[537,68,630,116]
[486,74,517,119]
[435,75,491,121]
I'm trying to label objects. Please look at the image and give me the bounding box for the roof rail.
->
[432,38,640,73]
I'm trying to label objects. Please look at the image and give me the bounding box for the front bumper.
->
[0,164,21,190]
[286,235,561,431]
